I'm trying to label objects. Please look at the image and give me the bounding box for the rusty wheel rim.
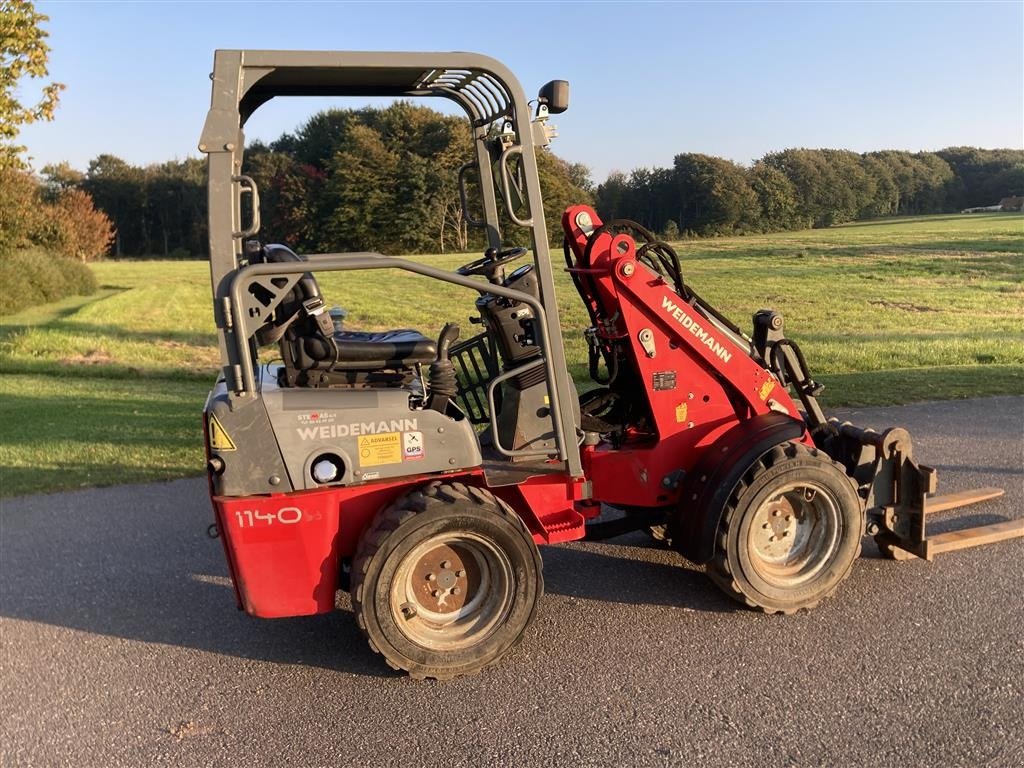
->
[391,533,514,651]
[746,481,841,588]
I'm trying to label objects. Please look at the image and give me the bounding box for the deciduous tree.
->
[0,0,64,168]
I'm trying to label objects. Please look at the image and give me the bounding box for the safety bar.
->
[485,357,552,458]
[227,253,575,471]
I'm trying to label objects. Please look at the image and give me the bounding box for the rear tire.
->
[351,481,542,680]
[706,442,863,614]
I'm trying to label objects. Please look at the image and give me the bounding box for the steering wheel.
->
[456,246,529,280]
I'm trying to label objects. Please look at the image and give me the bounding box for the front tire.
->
[351,481,542,680]
[706,442,863,614]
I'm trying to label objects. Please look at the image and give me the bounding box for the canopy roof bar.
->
[229,50,516,127]
[420,69,512,125]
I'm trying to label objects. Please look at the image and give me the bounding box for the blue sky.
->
[17,1,1024,182]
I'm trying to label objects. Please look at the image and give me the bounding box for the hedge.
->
[0,248,97,316]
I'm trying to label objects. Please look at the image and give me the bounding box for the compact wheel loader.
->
[200,50,1022,680]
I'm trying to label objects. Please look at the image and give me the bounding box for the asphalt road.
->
[2,396,1022,767]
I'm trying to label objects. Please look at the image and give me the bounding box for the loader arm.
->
[561,205,1020,561]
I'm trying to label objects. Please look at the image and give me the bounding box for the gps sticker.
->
[403,431,425,461]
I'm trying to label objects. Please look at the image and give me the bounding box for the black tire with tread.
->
[706,441,864,614]
[350,480,542,680]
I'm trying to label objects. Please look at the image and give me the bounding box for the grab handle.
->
[232,175,261,239]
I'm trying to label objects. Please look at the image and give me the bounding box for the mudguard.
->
[671,412,808,564]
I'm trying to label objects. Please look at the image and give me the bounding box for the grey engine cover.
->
[263,377,482,491]
[207,372,482,496]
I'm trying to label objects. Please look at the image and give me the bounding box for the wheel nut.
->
[773,510,781,517]
[785,515,792,522]
[426,573,436,582]
[762,523,770,530]
[456,569,466,577]
[452,587,461,595]
[431,589,441,598]
[441,560,451,569]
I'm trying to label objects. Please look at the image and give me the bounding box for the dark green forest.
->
[598,147,1024,236]
[60,103,1024,257]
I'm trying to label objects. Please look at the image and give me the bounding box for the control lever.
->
[428,323,461,413]
[515,317,537,348]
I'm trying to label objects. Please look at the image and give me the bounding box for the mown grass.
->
[2,375,210,496]
[1,212,1021,497]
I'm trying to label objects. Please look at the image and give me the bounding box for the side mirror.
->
[537,80,569,114]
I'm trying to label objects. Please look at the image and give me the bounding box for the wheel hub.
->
[753,499,801,557]
[391,532,513,652]
[746,481,841,588]
[410,544,480,613]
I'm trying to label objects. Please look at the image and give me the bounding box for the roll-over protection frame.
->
[199,50,582,476]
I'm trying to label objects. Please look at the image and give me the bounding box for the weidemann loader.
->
[199,50,1022,679]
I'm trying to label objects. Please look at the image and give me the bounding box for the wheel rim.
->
[746,481,842,588]
[390,533,514,651]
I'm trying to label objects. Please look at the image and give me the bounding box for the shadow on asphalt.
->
[540,536,737,614]
[0,480,396,678]
[0,479,741,677]
[7,473,1008,676]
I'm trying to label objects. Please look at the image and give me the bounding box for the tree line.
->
[597,147,1023,237]
[27,106,1024,258]
[1,164,112,261]
[70,103,592,258]
[0,2,102,314]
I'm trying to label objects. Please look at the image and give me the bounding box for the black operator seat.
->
[254,244,436,384]
[317,329,436,369]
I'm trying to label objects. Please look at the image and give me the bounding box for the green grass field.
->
[1,212,1021,497]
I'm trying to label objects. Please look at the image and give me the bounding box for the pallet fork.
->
[830,422,1022,560]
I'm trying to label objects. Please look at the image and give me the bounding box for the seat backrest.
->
[251,244,324,346]
[264,243,322,312]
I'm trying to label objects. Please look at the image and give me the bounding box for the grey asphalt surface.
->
[2,396,1022,767]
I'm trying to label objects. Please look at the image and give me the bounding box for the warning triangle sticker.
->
[208,413,237,451]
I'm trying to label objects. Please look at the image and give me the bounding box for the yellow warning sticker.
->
[208,413,237,451]
[675,403,688,423]
[358,432,402,467]
[759,379,776,401]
